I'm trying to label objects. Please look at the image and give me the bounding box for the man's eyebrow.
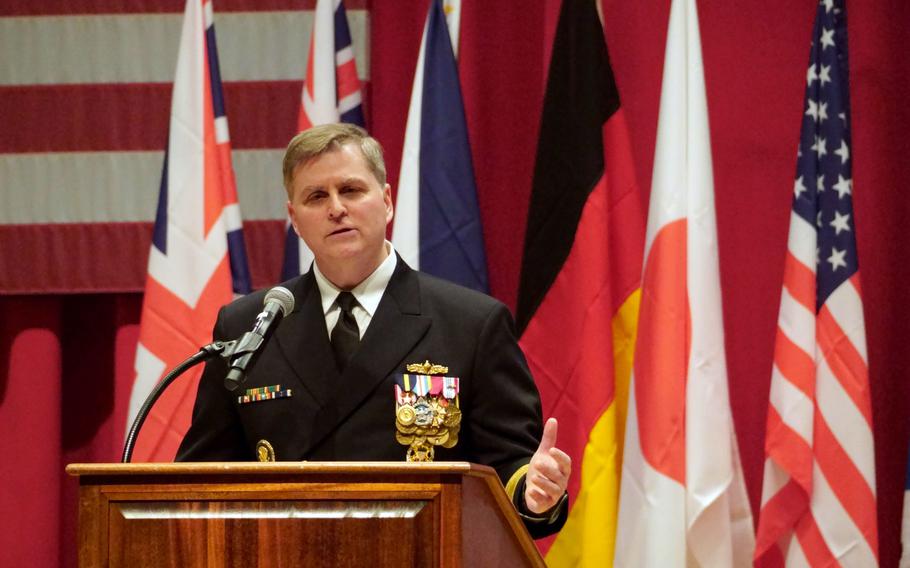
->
[339,176,368,186]
[299,183,325,195]
[299,175,369,194]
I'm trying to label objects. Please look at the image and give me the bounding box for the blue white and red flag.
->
[391,0,488,292]
[126,0,251,461]
[281,0,365,280]
[755,1,878,565]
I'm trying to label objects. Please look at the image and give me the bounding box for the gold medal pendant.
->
[396,404,416,427]
[406,439,435,462]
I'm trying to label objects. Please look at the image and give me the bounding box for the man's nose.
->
[327,193,347,219]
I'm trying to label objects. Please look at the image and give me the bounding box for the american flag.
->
[280,0,365,281]
[126,0,251,461]
[0,1,370,295]
[755,1,878,565]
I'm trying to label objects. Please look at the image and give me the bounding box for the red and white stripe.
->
[755,212,878,566]
[614,0,754,565]
[0,1,369,294]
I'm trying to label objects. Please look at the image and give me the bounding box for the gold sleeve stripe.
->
[504,463,530,501]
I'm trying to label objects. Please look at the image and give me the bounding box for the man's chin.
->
[321,242,388,267]
[319,245,365,264]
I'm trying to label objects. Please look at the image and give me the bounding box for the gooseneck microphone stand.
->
[121,340,237,463]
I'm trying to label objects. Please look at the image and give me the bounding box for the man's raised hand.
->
[524,417,571,514]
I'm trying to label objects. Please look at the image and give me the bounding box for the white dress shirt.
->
[312,241,398,340]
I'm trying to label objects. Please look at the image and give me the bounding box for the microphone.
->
[223,286,295,391]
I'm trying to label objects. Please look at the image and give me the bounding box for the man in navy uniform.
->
[177,124,570,537]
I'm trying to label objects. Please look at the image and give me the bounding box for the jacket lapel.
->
[301,258,431,455]
[273,272,338,407]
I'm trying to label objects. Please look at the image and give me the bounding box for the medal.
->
[394,366,461,462]
[406,440,435,462]
[443,377,458,399]
[397,404,416,426]
[413,398,433,427]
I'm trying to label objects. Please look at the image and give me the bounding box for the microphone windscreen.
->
[264,286,295,315]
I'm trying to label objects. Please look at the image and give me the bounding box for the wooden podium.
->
[66,462,546,567]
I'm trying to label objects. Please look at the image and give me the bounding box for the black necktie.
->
[331,292,360,372]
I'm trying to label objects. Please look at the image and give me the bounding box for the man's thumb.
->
[539,417,558,451]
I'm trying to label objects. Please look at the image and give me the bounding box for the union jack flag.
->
[755,1,878,565]
[281,0,364,280]
[126,0,251,461]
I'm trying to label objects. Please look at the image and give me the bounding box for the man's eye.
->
[305,192,326,203]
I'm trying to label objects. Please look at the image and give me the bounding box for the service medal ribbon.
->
[443,377,458,399]
[237,384,292,405]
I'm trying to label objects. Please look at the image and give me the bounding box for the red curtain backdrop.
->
[1,1,908,565]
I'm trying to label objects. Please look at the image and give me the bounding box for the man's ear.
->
[286,201,301,236]
[383,184,394,223]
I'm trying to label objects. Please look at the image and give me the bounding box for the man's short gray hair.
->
[282,123,387,194]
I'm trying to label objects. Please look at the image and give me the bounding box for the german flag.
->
[516,0,644,563]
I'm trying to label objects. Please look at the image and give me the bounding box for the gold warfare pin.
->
[256,439,276,462]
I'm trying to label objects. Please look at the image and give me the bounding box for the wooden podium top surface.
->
[66,461,494,478]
